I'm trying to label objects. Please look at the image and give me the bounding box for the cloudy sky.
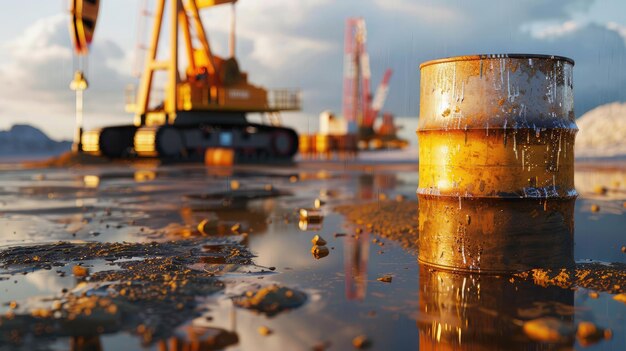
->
[1,0,626,140]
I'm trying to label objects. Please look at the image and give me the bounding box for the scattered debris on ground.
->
[232,285,307,317]
[0,239,253,274]
[514,262,626,293]
[335,200,418,249]
[0,238,257,346]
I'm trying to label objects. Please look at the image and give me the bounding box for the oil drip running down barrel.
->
[417,54,577,273]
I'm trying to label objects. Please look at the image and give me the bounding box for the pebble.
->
[72,265,89,278]
[311,235,327,246]
[314,198,325,209]
[577,321,612,346]
[230,180,240,190]
[197,218,218,236]
[311,245,329,259]
[300,208,322,221]
[258,326,273,336]
[593,185,608,195]
[613,293,626,304]
[377,275,392,283]
[233,285,307,317]
[352,335,371,349]
[523,317,574,344]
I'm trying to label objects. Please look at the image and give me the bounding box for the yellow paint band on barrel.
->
[417,54,577,273]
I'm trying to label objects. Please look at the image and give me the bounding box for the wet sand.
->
[0,160,624,350]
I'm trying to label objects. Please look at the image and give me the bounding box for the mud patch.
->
[0,239,253,274]
[515,262,626,293]
[335,200,418,248]
[0,239,256,347]
[232,284,307,317]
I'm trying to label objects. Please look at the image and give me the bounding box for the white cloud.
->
[200,0,334,68]
[1,0,626,140]
[0,14,134,140]
[373,0,460,23]
[526,20,582,39]
[606,21,626,42]
[246,32,332,68]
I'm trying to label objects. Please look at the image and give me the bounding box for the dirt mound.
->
[335,200,418,248]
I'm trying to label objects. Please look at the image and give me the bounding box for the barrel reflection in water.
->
[417,267,574,350]
[417,54,577,273]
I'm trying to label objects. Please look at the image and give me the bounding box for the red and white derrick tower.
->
[342,18,392,139]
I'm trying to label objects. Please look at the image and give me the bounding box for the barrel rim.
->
[419,54,575,69]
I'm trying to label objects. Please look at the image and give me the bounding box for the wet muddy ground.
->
[0,161,624,350]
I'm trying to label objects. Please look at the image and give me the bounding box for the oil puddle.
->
[0,163,623,350]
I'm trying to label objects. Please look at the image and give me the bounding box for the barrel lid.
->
[420,54,575,69]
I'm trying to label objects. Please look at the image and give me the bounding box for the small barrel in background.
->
[298,134,313,156]
[417,54,577,273]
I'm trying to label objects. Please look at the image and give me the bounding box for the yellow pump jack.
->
[71,0,301,161]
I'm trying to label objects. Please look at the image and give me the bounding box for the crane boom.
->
[367,68,393,127]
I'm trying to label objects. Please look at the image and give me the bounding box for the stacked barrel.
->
[298,134,358,159]
[417,54,577,273]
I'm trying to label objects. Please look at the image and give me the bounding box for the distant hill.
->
[575,102,626,159]
[0,124,71,156]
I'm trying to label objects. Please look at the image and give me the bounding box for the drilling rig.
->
[70,0,301,161]
[343,17,407,150]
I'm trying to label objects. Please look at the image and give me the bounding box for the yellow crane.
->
[70,0,301,161]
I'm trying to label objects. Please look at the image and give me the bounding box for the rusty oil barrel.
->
[417,54,577,273]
